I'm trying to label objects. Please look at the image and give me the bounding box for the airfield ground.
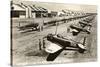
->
[11,16,97,65]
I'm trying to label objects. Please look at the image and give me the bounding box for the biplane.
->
[45,33,87,61]
[18,23,39,31]
[70,25,90,36]
[79,21,92,28]
[82,16,94,23]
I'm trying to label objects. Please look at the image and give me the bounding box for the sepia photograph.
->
[11,0,97,66]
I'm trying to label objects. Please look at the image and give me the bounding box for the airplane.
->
[18,23,39,31]
[70,25,90,36]
[82,16,94,23]
[45,33,87,61]
[79,21,92,28]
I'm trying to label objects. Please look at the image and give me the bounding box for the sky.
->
[12,0,97,13]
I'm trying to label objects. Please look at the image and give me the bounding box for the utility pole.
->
[55,22,58,35]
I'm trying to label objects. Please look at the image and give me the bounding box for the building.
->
[11,2,26,18]
[29,5,48,18]
[11,2,48,18]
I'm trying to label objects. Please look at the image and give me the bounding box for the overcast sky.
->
[12,0,97,13]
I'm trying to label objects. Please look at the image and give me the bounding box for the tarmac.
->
[12,15,97,66]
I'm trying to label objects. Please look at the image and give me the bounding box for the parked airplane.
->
[79,21,92,28]
[82,16,94,23]
[70,25,90,36]
[45,34,86,61]
[18,23,39,31]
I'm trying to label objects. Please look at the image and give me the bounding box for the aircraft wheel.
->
[78,48,85,53]
[72,31,79,36]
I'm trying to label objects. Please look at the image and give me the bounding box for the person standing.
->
[42,38,45,49]
[39,39,42,50]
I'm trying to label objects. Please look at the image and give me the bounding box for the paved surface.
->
[12,16,97,66]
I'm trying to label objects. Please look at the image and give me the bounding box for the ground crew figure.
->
[39,39,42,50]
[43,38,45,49]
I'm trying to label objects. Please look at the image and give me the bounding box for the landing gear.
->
[78,48,86,53]
[72,31,79,36]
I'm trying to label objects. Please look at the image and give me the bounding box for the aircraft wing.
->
[45,42,64,61]
[45,42,62,53]
[46,47,64,61]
